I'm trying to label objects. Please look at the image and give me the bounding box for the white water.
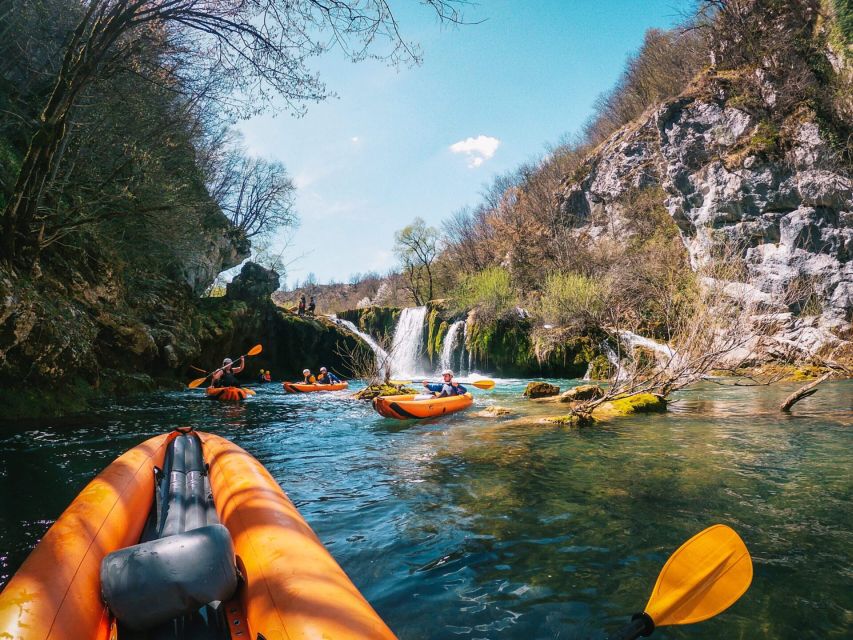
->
[330,316,390,378]
[390,306,428,378]
[617,330,676,361]
[439,320,465,373]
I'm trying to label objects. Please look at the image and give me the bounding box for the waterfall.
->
[390,306,428,378]
[438,320,465,373]
[330,316,390,378]
[617,330,676,361]
[464,320,472,374]
[602,342,625,383]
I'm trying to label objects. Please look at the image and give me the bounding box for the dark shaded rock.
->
[523,381,560,398]
[226,262,279,303]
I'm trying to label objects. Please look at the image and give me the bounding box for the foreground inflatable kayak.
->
[283,381,349,393]
[373,392,473,420]
[0,429,396,640]
[205,386,255,401]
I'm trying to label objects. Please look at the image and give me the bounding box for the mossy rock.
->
[593,393,667,418]
[559,384,604,402]
[544,411,595,427]
[353,383,417,400]
[523,381,560,398]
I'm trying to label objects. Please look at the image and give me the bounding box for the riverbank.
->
[0,378,850,638]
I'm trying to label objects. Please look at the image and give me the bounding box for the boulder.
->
[558,384,604,402]
[226,262,279,303]
[592,393,667,418]
[523,381,560,398]
[353,383,417,400]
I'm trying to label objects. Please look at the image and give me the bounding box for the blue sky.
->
[238,0,692,287]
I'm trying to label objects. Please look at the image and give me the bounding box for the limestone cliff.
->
[558,80,851,362]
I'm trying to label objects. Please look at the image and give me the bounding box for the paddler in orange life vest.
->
[422,369,467,397]
[302,369,316,383]
[212,356,244,387]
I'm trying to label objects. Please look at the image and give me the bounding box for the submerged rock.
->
[558,384,604,402]
[523,382,560,398]
[476,406,513,417]
[544,411,595,427]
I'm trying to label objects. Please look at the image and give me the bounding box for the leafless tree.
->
[213,154,296,239]
[394,217,440,305]
[1,0,468,264]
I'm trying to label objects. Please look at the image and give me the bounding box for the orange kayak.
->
[283,381,349,393]
[373,392,473,420]
[0,429,396,640]
[206,386,255,401]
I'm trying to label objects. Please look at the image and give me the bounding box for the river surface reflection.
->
[0,379,850,639]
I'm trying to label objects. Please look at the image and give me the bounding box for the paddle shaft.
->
[608,614,654,640]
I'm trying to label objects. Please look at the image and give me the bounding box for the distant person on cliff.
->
[422,370,466,397]
[298,295,306,315]
[258,368,266,383]
[316,366,341,384]
[212,357,245,387]
[308,296,316,316]
[301,369,316,383]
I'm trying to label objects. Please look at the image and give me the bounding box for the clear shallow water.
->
[0,379,850,639]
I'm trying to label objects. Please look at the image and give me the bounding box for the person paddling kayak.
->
[316,366,341,384]
[421,369,467,398]
[301,369,316,383]
[212,357,245,387]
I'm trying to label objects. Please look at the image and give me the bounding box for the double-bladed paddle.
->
[390,378,496,390]
[187,344,263,389]
[608,524,752,639]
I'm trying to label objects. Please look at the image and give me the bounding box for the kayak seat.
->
[100,433,236,635]
[100,524,238,631]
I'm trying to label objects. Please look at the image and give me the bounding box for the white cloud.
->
[449,135,501,168]
[350,136,360,143]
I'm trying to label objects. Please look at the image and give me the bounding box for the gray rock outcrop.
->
[558,95,851,361]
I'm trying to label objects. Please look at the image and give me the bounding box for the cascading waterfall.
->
[602,342,625,383]
[390,306,428,378]
[617,330,676,361]
[438,320,465,373]
[464,320,472,373]
[330,316,390,378]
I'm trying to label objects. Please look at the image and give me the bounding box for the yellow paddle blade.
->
[247,344,263,356]
[645,524,752,627]
[245,388,257,396]
[187,376,208,389]
[389,380,412,386]
[470,379,495,389]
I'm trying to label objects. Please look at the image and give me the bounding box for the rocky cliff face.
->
[558,85,851,361]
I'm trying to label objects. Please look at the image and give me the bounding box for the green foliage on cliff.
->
[338,306,400,341]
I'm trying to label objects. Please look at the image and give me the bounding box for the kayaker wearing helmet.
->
[316,366,341,384]
[212,356,245,387]
[301,369,316,384]
[422,369,467,398]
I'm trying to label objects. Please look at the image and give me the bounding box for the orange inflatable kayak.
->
[205,386,255,401]
[373,392,473,420]
[283,381,349,393]
[0,429,396,640]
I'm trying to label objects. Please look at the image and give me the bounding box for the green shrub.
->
[454,267,516,321]
[536,272,608,328]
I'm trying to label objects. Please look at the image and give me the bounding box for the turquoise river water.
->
[0,378,850,639]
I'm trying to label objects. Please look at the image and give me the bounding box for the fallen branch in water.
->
[779,372,832,413]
